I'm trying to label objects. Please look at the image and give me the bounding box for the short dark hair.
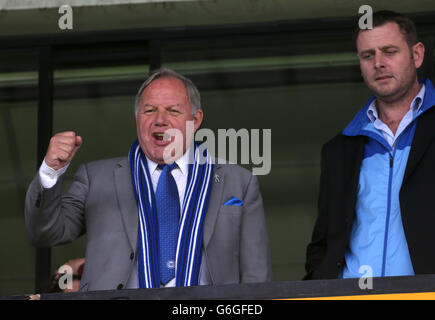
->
[354,10,418,48]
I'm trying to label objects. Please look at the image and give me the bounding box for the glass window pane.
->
[0,50,38,296]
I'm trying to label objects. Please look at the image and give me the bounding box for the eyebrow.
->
[380,45,400,50]
[143,103,181,108]
[358,44,400,55]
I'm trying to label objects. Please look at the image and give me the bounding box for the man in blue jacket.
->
[305,10,435,280]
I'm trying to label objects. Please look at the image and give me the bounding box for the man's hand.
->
[45,131,82,171]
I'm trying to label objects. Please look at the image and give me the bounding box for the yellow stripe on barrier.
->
[284,292,435,300]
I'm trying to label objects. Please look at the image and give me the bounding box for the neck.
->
[376,80,421,135]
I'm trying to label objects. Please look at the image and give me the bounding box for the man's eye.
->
[143,109,154,114]
[385,50,397,55]
[169,109,181,114]
[361,53,373,59]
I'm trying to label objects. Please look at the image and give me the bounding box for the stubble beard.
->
[366,67,418,105]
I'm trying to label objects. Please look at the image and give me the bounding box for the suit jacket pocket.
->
[214,205,242,256]
[220,204,242,215]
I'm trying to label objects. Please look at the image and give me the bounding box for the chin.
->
[370,84,396,98]
[146,151,165,164]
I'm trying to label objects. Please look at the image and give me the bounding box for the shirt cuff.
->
[39,159,69,189]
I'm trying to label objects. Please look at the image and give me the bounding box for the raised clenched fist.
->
[45,131,82,171]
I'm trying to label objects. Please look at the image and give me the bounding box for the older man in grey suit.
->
[25,68,272,292]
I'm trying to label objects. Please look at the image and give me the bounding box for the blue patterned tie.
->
[156,163,180,285]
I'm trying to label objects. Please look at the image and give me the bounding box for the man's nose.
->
[154,109,168,126]
[374,53,386,69]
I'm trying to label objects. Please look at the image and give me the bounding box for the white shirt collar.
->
[146,146,191,176]
[367,83,426,123]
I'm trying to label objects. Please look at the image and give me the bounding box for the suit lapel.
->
[114,158,138,252]
[403,107,435,184]
[202,164,224,248]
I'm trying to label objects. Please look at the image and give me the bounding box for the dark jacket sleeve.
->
[304,144,330,280]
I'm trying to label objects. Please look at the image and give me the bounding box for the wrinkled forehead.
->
[144,76,187,94]
[140,77,189,103]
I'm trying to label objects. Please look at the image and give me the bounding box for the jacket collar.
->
[343,78,435,137]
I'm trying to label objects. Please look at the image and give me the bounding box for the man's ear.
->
[193,109,203,132]
[412,42,425,69]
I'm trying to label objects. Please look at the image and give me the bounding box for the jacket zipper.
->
[381,143,396,276]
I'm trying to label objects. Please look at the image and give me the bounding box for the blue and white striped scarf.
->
[128,140,214,287]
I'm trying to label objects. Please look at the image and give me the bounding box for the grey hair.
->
[134,67,201,116]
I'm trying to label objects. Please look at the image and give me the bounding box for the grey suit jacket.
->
[25,157,272,291]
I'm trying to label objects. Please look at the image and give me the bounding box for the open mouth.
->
[153,132,165,141]
[152,132,171,143]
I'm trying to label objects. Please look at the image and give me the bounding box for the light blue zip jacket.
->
[341,78,435,278]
